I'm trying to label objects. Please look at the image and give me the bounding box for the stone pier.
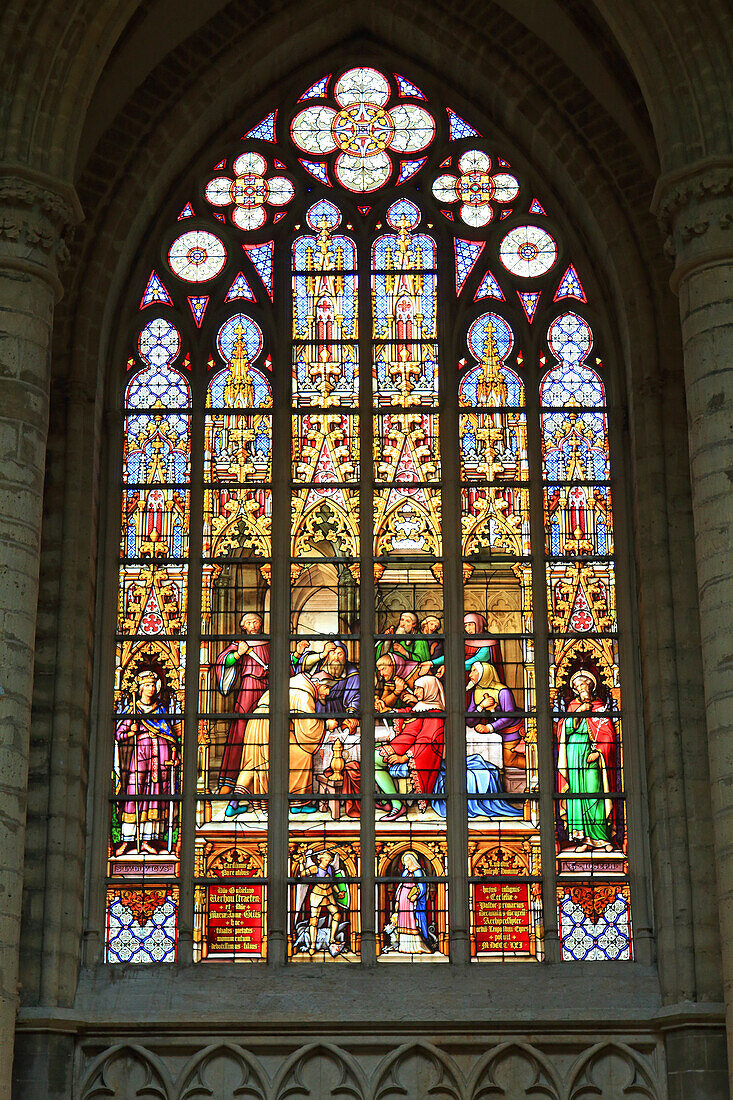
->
[0,168,80,1098]
[654,157,733,1095]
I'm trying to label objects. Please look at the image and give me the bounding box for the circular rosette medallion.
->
[432,150,518,227]
[168,230,227,282]
[205,152,294,231]
[290,67,435,192]
[499,225,557,278]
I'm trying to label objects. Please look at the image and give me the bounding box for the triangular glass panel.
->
[274,158,287,170]
[474,269,505,302]
[187,296,209,327]
[553,264,587,303]
[500,208,512,219]
[317,440,339,479]
[394,73,427,100]
[517,290,541,322]
[299,158,331,187]
[447,108,480,140]
[243,241,274,299]
[569,583,594,632]
[305,485,348,510]
[497,157,511,167]
[356,205,371,217]
[273,211,287,223]
[441,210,455,221]
[396,157,427,185]
[225,272,256,302]
[454,239,485,295]
[386,484,430,511]
[177,203,194,219]
[140,586,164,635]
[439,156,452,168]
[529,197,547,215]
[213,159,226,170]
[298,74,331,101]
[243,111,277,141]
[212,211,226,223]
[140,271,173,309]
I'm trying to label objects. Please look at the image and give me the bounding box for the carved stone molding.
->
[652,158,733,227]
[0,164,82,297]
[651,156,733,288]
[74,1035,666,1100]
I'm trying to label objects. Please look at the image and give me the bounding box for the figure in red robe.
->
[375,674,445,818]
[215,612,270,793]
[114,670,179,855]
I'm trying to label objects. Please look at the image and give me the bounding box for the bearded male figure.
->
[114,670,179,855]
[293,639,360,713]
[376,611,431,673]
[225,672,332,817]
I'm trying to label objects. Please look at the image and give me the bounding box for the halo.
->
[570,669,597,691]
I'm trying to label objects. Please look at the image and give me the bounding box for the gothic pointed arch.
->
[99,61,635,969]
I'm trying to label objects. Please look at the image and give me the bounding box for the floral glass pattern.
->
[432,150,519,226]
[205,152,294,231]
[290,67,435,191]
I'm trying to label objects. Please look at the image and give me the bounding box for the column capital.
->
[0,165,83,300]
[651,156,733,292]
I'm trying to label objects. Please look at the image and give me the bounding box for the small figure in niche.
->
[114,670,179,856]
[384,851,438,955]
[556,670,616,852]
[293,848,349,957]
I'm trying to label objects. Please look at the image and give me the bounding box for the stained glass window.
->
[104,67,633,966]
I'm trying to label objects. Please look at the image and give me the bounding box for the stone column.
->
[0,167,81,1099]
[653,157,733,1096]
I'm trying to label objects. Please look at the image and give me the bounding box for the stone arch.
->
[468,1041,561,1099]
[79,1043,171,1100]
[176,1042,268,1100]
[2,0,732,178]
[565,1041,660,1100]
[14,0,714,1028]
[372,1040,464,1100]
[61,25,666,408]
[271,1041,367,1099]
[38,18,671,985]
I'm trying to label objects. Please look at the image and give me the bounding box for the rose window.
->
[432,151,519,226]
[205,152,294,231]
[167,230,227,282]
[290,67,435,192]
[499,224,558,278]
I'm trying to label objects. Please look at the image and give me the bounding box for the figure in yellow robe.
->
[227,673,331,816]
